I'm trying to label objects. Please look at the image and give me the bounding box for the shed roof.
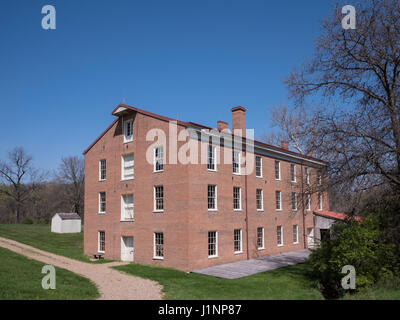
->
[313,210,362,222]
[55,213,81,220]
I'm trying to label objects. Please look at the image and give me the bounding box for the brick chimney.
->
[231,106,246,137]
[281,141,289,150]
[217,120,229,132]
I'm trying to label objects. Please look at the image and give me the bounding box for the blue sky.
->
[0,0,341,172]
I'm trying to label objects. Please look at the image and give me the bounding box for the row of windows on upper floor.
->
[98,146,323,185]
[97,186,324,221]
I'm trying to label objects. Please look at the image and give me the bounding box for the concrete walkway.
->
[191,249,310,279]
[0,236,163,300]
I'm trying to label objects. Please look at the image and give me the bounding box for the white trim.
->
[306,194,311,211]
[207,185,218,211]
[233,151,241,175]
[292,192,298,211]
[123,119,133,143]
[256,189,264,211]
[277,225,283,246]
[275,190,282,211]
[153,146,164,173]
[153,232,164,260]
[233,187,242,211]
[291,164,296,183]
[257,227,265,250]
[121,194,134,221]
[98,231,105,253]
[318,193,323,211]
[208,231,218,258]
[121,153,134,181]
[275,160,281,180]
[99,159,106,181]
[293,225,299,244]
[98,192,106,214]
[207,145,217,172]
[305,167,310,185]
[234,229,243,254]
[255,156,263,178]
[153,185,164,212]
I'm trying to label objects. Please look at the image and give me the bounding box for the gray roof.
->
[55,213,81,220]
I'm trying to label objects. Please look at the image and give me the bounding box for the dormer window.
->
[123,119,133,143]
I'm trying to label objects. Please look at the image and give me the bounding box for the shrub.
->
[307,218,398,299]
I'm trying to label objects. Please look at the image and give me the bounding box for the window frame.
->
[154,146,164,172]
[207,145,217,171]
[98,231,105,253]
[98,192,106,214]
[123,119,133,143]
[290,164,296,182]
[208,231,218,258]
[121,194,134,221]
[255,156,263,178]
[305,167,310,185]
[234,229,243,254]
[121,153,134,181]
[153,232,164,260]
[99,159,106,181]
[275,190,282,211]
[153,185,164,212]
[232,151,241,175]
[256,189,264,211]
[291,192,297,211]
[233,187,242,211]
[306,194,311,211]
[257,227,265,250]
[277,225,283,246]
[275,160,281,180]
[293,225,299,244]
[207,185,217,211]
[318,193,323,211]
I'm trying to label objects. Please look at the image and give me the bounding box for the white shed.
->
[51,213,81,233]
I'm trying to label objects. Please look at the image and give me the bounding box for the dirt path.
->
[0,236,163,300]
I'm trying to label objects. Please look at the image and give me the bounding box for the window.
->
[318,193,323,211]
[275,191,282,210]
[257,227,264,249]
[122,153,134,180]
[154,186,164,212]
[99,159,106,181]
[98,231,105,253]
[293,225,299,244]
[207,145,216,171]
[290,164,296,182]
[277,226,283,246]
[208,185,217,211]
[208,231,218,257]
[317,170,322,185]
[255,156,262,177]
[154,146,164,172]
[275,161,281,180]
[305,168,310,185]
[291,192,297,211]
[123,119,133,143]
[256,189,263,211]
[306,194,311,211]
[233,187,242,210]
[99,192,106,214]
[121,194,134,221]
[233,151,241,174]
[234,229,242,253]
[153,232,164,259]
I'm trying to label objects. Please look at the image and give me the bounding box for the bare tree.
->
[284,0,400,191]
[0,147,34,223]
[56,156,84,216]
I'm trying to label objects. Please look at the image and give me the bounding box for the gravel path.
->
[0,236,163,300]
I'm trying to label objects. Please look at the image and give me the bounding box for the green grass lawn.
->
[0,246,99,299]
[114,262,324,300]
[0,223,110,263]
[341,280,400,300]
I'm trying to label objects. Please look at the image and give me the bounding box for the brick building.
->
[83,104,329,271]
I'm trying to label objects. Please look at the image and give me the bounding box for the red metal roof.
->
[313,210,362,222]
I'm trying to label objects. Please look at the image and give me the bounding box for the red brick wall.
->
[84,111,329,271]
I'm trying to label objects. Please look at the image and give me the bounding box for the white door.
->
[307,228,314,248]
[121,236,134,262]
